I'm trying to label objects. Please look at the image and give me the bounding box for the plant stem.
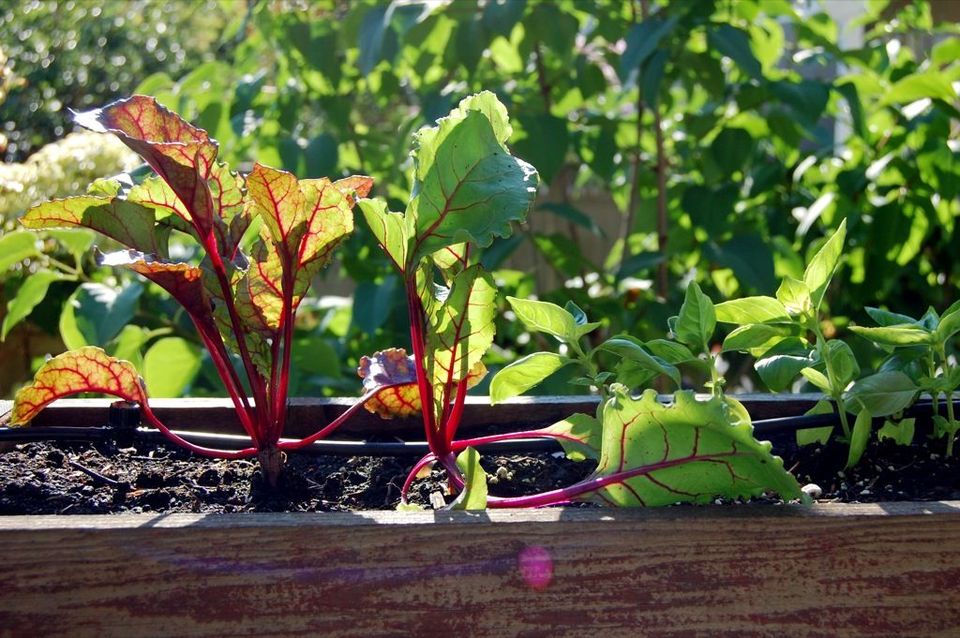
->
[938,343,957,456]
[814,329,850,438]
[277,385,404,452]
[140,403,258,459]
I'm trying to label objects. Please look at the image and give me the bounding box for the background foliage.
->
[1,0,958,399]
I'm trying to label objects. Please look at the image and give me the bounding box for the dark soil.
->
[0,431,958,514]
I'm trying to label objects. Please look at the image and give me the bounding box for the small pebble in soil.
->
[801,483,823,499]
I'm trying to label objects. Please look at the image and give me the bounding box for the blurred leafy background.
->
[1,0,958,399]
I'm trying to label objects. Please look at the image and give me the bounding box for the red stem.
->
[444,377,468,448]
[207,240,270,429]
[276,386,400,452]
[406,280,442,455]
[270,259,297,442]
[450,429,585,452]
[400,452,437,502]
[140,403,257,459]
[485,451,747,508]
[193,325,258,441]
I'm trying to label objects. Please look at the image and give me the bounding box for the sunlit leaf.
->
[490,352,570,404]
[11,347,147,425]
[576,390,802,506]
[22,196,165,255]
[450,446,488,510]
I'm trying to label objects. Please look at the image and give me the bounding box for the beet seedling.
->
[9,96,385,485]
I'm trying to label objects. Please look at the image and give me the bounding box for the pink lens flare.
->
[517,545,553,590]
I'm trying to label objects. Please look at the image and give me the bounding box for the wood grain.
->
[0,393,823,437]
[1,502,959,637]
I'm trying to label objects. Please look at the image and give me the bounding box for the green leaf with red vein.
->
[73,95,219,236]
[426,264,497,390]
[245,163,306,254]
[298,177,354,268]
[358,198,409,271]
[21,196,165,255]
[532,413,602,462]
[11,347,147,425]
[576,389,803,506]
[408,91,538,259]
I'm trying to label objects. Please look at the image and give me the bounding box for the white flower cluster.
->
[0,132,140,225]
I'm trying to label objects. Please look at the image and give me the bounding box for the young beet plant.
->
[355,91,539,500]
[8,96,379,485]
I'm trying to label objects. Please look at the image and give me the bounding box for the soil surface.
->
[0,431,958,514]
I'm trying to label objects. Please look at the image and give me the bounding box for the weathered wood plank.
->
[1,503,959,637]
[0,393,823,437]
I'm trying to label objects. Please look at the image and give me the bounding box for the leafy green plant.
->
[7,96,383,485]
[357,91,539,494]
[713,220,876,466]
[474,282,803,508]
[848,302,960,455]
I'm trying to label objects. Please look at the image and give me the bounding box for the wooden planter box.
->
[2,395,960,636]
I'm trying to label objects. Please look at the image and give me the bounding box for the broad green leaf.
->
[849,324,935,346]
[0,231,41,271]
[826,340,860,388]
[936,307,960,344]
[846,409,872,468]
[450,447,488,511]
[755,341,815,392]
[620,17,678,82]
[797,399,835,446]
[490,352,570,404]
[109,325,150,371]
[722,324,792,353]
[359,199,409,271]
[57,282,143,348]
[708,24,761,78]
[776,276,812,318]
[576,389,802,506]
[877,418,915,446]
[533,413,601,462]
[865,307,919,327]
[600,338,681,387]
[675,282,715,349]
[881,71,957,105]
[644,339,697,365]
[1,271,65,340]
[143,337,201,398]
[11,346,147,425]
[507,296,578,343]
[714,296,791,324]
[802,218,846,311]
[408,92,538,258]
[46,228,96,260]
[427,265,497,396]
[21,196,165,255]
[800,367,832,393]
[845,371,919,417]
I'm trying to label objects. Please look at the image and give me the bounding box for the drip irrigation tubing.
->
[0,399,957,456]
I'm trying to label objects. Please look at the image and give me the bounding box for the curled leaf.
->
[12,347,146,425]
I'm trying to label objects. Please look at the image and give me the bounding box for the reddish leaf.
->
[21,196,165,255]
[98,249,219,338]
[245,163,305,254]
[12,347,146,425]
[358,348,421,419]
[333,175,375,206]
[74,95,219,236]
[358,348,486,419]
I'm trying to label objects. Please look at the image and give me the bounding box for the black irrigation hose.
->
[1,399,958,456]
